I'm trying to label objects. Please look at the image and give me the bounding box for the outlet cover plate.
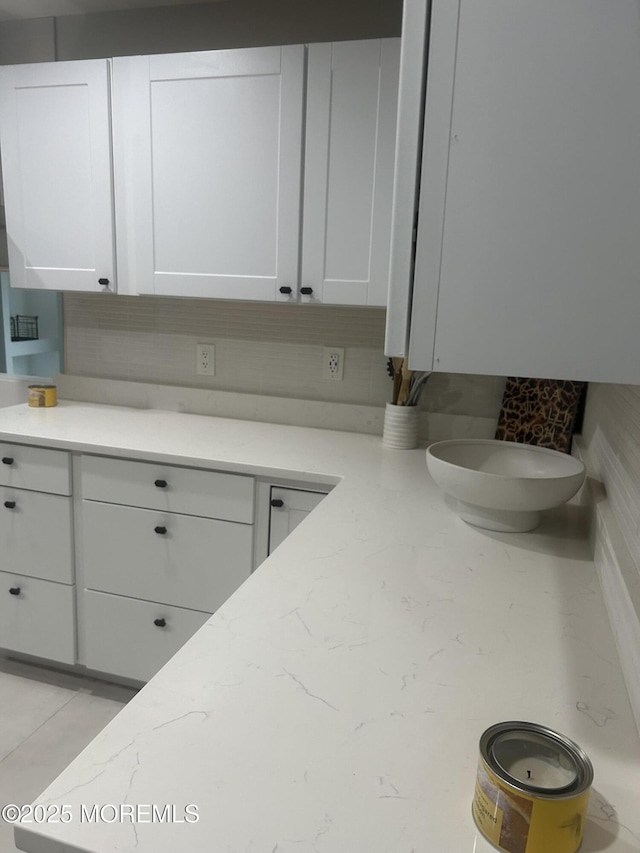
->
[196,343,215,376]
[322,347,344,381]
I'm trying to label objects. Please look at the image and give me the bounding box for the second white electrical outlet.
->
[196,343,215,376]
[322,347,345,381]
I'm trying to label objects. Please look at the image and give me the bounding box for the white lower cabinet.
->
[0,442,332,681]
[268,487,327,555]
[0,443,75,664]
[84,590,210,683]
[0,572,75,664]
[80,455,255,682]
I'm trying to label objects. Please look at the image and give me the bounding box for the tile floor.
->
[0,656,137,852]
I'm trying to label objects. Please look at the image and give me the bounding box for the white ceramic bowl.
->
[426,439,586,532]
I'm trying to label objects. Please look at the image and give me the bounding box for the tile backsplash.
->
[63,293,506,418]
[581,384,640,733]
[582,383,640,571]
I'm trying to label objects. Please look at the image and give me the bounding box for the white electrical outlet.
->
[196,343,215,376]
[322,347,344,381]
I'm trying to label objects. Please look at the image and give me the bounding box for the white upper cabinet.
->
[302,39,400,306]
[0,41,400,307]
[403,0,640,383]
[0,60,116,292]
[112,47,304,301]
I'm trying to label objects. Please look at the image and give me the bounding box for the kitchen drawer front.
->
[81,455,254,522]
[84,590,210,682]
[0,572,75,664]
[0,443,71,495]
[0,489,73,583]
[83,501,253,612]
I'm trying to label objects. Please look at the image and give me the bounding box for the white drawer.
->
[0,489,73,583]
[81,455,254,523]
[0,443,71,495]
[83,590,210,682]
[0,572,75,664]
[83,501,253,612]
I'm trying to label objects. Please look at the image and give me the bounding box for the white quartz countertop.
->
[0,401,638,853]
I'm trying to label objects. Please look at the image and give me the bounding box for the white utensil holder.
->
[382,403,418,450]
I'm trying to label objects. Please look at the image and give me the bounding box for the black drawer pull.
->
[98,277,110,286]
[1,457,13,465]
[154,617,166,628]
[270,498,284,508]
[4,500,16,509]
[9,587,20,596]
[154,479,167,488]
[300,286,313,295]
[279,286,292,295]
[154,525,167,535]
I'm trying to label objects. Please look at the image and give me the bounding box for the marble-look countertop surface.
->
[0,402,638,853]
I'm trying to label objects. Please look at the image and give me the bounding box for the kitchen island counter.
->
[0,401,637,853]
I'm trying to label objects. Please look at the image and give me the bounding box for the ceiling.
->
[0,0,224,22]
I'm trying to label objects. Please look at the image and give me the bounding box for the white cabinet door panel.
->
[0,60,115,292]
[81,454,254,523]
[410,0,640,382]
[0,442,71,495]
[0,572,75,664]
[303,39,400,306]
[113,47,304,301]
[1,490,73,584]
[83,501,253,613]
[84,589,210,682]
[269,487,326,555]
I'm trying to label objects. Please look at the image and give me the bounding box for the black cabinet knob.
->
[9,587,20,596]
[154,525,167,535]
[300,287,313,295]
[98,278,110,286]
[4,500,16,509]
[154,617,166,628]
[270,498,284,508]
[1,457,13,465]
[154,479,167,488]
[279,286,292,295]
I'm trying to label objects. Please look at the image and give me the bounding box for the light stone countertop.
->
[0,401,637,853]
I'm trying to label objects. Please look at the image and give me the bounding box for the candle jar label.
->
[473,758,590,853]
[474,762,533,853]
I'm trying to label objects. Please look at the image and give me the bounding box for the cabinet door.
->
[0,60,115,292]
[113,47,304,301]
[0,490,73,584]
[409,0,640,383]
[84,589,210,682]
[268,487,326,555]
[0,572,75,665]
[82,501,253,613]
[302,39,400,306]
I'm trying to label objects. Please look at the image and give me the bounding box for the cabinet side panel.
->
[385,0,430,355]
[407,0,459,371]
[430,0,640,382]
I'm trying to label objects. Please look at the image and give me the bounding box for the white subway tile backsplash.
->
[583,384,640,565]
[62,293,506,420]
[580,383,640,732]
